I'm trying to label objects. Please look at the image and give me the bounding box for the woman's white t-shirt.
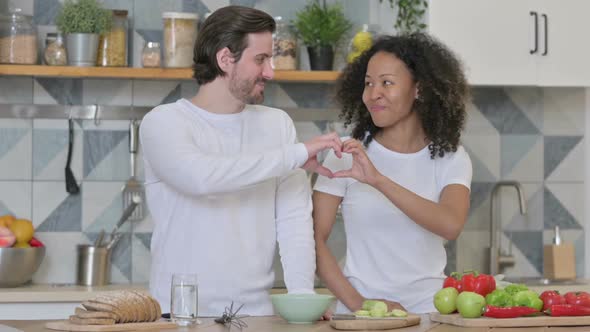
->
[314,137,472,313]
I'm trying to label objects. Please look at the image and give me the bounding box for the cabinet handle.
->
[542,13,548,56]
[530,11,538,54]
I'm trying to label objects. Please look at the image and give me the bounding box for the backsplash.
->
[0,0,586,286]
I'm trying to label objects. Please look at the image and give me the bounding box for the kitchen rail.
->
[0,104,341,122]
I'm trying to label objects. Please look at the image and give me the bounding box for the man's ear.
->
[216,47,234,73]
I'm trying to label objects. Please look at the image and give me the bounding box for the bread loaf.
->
[75,290,162,325]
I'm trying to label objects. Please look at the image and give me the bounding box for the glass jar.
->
[272,16,297,70]
[163,12,198,68]
[142,41,161,68]
[97,10,128,67]
[0,8,38,64]
[44,32,67,66]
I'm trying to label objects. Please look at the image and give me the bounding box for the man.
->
[140,6,341,316]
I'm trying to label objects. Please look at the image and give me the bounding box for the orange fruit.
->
[9,219,34,244]
[0,215,15,228]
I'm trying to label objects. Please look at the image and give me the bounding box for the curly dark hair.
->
[337,33,469,158]
[193,6,275,85]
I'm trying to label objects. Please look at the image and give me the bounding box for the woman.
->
[313,33,472,314]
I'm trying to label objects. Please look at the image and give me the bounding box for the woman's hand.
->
[333,139,382,186]
[376,299,407,312]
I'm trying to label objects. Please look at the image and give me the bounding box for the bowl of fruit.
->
[0,215,45,287]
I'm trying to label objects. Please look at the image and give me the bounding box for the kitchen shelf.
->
[0,65,340,82]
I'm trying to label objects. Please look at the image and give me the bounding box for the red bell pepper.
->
[460,273,476,293]
[483,305,540,318]
[472,273,496,297]
[443,272,462,292]
[539,290,566,311]
[564,291,590,308]
[546,304,590,316]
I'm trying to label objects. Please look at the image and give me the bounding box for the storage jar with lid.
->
[97,10,128,67]
[163,12,198,68]
[44,32,67,66]
[0,8,38,64]
[272,16,297,70]
[142,41,161,68]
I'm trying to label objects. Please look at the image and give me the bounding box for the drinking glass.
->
[170,273,199,326]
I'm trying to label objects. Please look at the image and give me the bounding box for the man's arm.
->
[276,168,316,293]
[140,109,342,197]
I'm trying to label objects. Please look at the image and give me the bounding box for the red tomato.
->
[540,290,566,311]
[564,292,590,308]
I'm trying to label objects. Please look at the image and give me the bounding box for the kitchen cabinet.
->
[428,0,590,86]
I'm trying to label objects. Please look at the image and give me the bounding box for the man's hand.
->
[302,132,342,178]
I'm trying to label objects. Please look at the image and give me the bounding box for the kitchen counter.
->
[2,317,590,332]
[0,284,148,303]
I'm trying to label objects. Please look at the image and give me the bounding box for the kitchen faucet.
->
[489,181,527,276]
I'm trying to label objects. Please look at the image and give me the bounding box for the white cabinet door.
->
[428,0,536,86]
[536,0,590,86]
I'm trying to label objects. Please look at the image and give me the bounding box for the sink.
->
[503,277,587,286]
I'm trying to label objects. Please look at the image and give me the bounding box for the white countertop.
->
[0,283,148,303]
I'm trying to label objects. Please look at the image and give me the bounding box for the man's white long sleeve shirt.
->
[140,99,315,316]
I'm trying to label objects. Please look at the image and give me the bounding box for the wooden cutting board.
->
[430,312,590,327]
[330,314,421,330]
[45,320,177,331]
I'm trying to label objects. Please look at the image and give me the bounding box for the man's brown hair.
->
[193,6,276,85]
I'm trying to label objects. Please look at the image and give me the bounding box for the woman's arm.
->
[313,191,364,311]
[333,139,470,241]
[373,179,470,241]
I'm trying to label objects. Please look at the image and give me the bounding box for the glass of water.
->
[170,273,199,326]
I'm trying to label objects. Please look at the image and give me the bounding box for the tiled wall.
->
[0,0,586,287]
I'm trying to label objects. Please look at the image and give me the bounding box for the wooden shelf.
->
[0,65,340,82]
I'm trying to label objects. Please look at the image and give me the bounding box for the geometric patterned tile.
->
[543,186,582,230]
[161,84,182,105]
[36,186,83,232]
[542,88,585,136]
[506,184,543,232]
[183,0,211,13]
[279,83,337,108]
[471,88,540,135]
[0,125,32,181]
[83,130,128,179]
[0,181,32,220]
[132,234,152,283]
[111,233,132,282]
[544,136,583,179]
[505,230,543,274]
[33,0,61,25]
[35,78,83,105]
[462,135,500,181]
[502,136,543,181]
[546,137,584,182]
[444,240,457,275]
[500,135,540,179]
[469,182,495,216]
[0,128,28,160]
[505,87,543,133]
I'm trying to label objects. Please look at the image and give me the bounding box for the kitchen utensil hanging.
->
[65,118,80,194]
[122,119,145,221]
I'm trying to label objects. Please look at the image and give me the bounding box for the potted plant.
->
[379,0,428,34]
[293,0,352,70]
[56,0,112,67]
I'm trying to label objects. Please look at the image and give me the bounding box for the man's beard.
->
[229,69,266,104]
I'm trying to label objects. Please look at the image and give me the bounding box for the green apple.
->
[434,287,459,314]
[456,291,486,318]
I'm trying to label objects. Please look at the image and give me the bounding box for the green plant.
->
[380,0,428,34]
[56,0,112,34]
[293,0,352,49]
